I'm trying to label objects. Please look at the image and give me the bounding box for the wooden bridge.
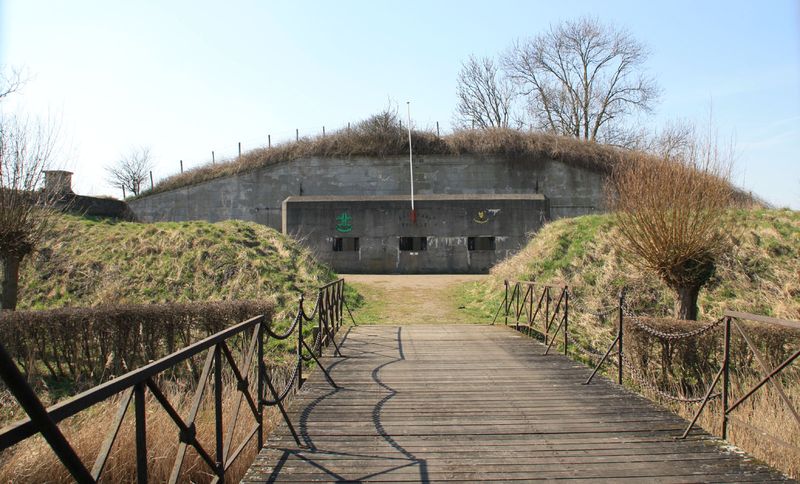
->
[243,324,788,483]
[1,279,795,482]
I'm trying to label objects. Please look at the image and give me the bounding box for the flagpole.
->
[406,101,416,223]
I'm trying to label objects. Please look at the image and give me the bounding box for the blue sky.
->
[1,1,798,207]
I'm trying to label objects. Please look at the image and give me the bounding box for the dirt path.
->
[343,274,488,325]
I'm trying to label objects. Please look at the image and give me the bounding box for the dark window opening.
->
[333,237,359,252]
[468,236,496,251]
[399,236,427,251]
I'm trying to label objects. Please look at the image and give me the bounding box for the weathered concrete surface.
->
[283,194,547,273]
[128,154,605,229]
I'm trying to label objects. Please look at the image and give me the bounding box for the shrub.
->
[0,300,272,389]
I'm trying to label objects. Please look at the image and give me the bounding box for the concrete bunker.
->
[282,194,548,274]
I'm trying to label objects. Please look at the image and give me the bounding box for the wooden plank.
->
[243,324,792,482]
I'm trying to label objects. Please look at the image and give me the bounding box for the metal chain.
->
[265,309,302,340]
[301,325,325,362]
[622,300,725,340]
[261,358,301,405]
[300,291,322,321]
[621,354,720,403]
[566,289,618,318]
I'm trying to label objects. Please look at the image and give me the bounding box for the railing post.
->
[256,321,264,450]
[214,344,224,482]
[327,288,333,334]
[504,280,509,326]
[721,316,731,440]
[0,342,94,483]
[618,290,625,385]
[527,286,534,326]
[134,382,147,484]
[318,291,325,348]
[544,287,550,345]
[298,295,304,390]
[340,282,344,329]
[564,287,569,356]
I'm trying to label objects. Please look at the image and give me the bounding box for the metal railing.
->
[494,280,800,447]
[493,280,570,353]
[0,279,354,484]
[682,311,800,445]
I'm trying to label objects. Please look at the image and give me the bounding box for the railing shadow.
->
[0,279,352,484]
[265,326,429,483]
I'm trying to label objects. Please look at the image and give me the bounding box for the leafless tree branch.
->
[454,55,517,129]
[607,126,735,320]
[0,68,59,309]
[107,146,154,197]
[503,17,659,144]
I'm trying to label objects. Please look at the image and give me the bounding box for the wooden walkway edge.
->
[243,324,791,483]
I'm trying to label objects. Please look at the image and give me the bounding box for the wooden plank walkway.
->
[244,325,791,483]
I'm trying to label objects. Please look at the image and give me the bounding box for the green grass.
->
[463,208,800,324]
[8,213,346,405]
[18,214,337,320]
[345,282,390,324]
[453,280,500,323]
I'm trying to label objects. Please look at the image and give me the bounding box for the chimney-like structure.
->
[43,170,74,196]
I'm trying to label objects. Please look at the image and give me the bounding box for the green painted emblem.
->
[336,212,353,233]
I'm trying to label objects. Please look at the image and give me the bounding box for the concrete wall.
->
[128,154,605,229]
[283,195,548,273]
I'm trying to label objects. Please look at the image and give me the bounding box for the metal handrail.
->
[496,282,800,446]
[498,281,569,355]
[682,311,800,444]
[0,279,351,484]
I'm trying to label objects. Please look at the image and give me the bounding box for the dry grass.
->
[640,357,800,478]
[0,362,295,483]
[138,123,628,197]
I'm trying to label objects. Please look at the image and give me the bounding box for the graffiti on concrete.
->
[336,212,353,233]
[473,209,500,224]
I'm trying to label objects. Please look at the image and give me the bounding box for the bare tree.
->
[454,55,517,129]
[503,17,659,144]
[107,146,153,197]
[608,130,735,320]
[0,68,25,100]
[0,71,58,309]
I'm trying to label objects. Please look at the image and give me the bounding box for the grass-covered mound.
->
[465,208,799,323]
[18,214,335,315]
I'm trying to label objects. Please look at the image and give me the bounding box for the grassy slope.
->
[18,214,336,317]
[464,208,800,328]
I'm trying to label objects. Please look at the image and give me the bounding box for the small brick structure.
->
[43,170,136,221]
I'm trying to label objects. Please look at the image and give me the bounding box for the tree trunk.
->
[1,253,22,310]
[675,284,700,321]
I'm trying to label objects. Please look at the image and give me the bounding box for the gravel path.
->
[342,274,488,325]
